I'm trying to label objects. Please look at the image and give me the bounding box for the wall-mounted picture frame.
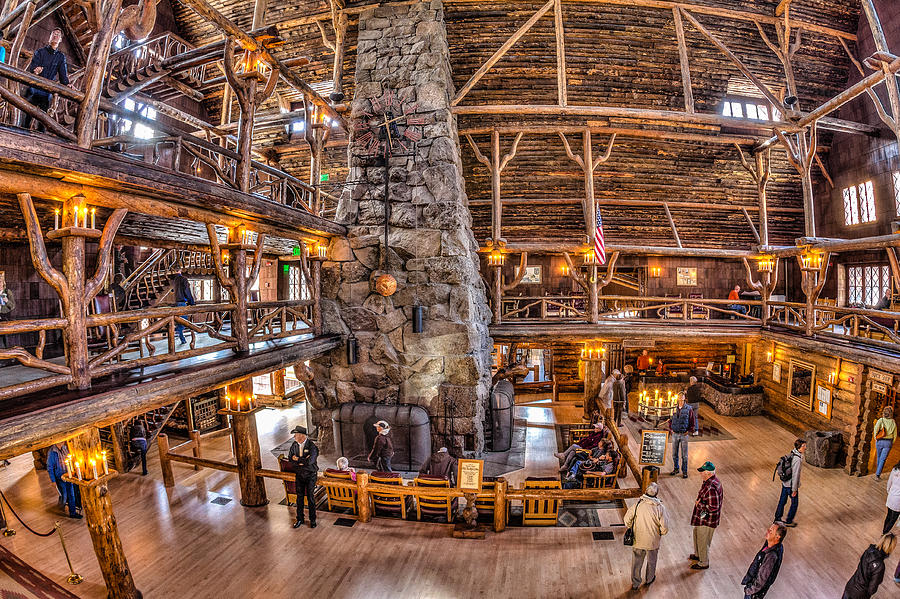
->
[773,362,782,383]
[816,384,833,419]
[788,359,816,410]
[521,265,542,284]
[676,267,697,286]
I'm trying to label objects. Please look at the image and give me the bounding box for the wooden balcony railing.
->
[769,301,900,350]
[500,295,762,323]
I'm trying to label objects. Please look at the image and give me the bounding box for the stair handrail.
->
[121,248,169,291]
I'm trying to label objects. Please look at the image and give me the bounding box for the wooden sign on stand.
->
[639,430,668,466]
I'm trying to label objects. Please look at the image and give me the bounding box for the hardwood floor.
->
[1,399,898,598]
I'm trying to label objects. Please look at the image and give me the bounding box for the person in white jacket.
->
[883,463,900,534]
[624,482,669,590]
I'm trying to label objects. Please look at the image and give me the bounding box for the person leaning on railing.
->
[20,28,70,132]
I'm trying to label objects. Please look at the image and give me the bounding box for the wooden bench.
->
[370,471,413,520]
[522,477,561,526]
[413,475,457,522]
[583,456,627,489]
[321,468,357,515]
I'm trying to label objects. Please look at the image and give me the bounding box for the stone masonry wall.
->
[311,0,493,457]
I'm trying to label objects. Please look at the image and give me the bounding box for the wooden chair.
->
[370,471,413,520]
[569,428,595,445]
[663,294,683,319]
[277,454,296,506]
[474,477,497,519]
[521,477,560,526]
[413,475,457,522]
[321,468,357,515]
[689,293,709,319]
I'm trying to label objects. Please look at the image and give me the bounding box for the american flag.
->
[594,207,606,265]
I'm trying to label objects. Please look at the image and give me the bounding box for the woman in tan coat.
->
[624,482,669,590]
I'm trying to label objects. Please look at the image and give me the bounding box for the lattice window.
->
[288,265,309,301]
[893,171,900,216]
[843,181,876,225]
[848,265,890,307]
[721,98,774,120]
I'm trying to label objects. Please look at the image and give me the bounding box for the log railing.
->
[769,301,900,348]
[499,294,762,323]
[105,32,212,97]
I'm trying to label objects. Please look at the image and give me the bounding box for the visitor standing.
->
[883,463,900,534]
[612,369,627,427]
[741,523,787,598]
[368,420,394,472]
[289,425,318,529]
[685,376,702,436]
[774,439,805,527]
[690,461,723,570]
[874,407,896,480]
[47,442,81,519]
[21,28,70,132]
[623,482,668,590]
[667,394,695,478]
[842,533,895,599]
[129,420,148,476]
[171,270,195,345]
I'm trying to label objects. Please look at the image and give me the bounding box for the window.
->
[848,265,890,306]
[290,120,306,133]
[843,181,876,225]
[119,98,156,140]
[288,265,309,301]
[188,279,214,302]
[721,98,775,121]
[892,171,900,216]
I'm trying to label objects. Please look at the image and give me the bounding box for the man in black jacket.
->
[172,270,195,344]
[418,447,457,486]
[288,426,318,529]
[21,28,70,132]
[742,523,786,598]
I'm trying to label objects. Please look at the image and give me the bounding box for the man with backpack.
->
[774,439,805,528]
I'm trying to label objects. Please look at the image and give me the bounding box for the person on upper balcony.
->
[728,285,748,316]
[20,28,70,132]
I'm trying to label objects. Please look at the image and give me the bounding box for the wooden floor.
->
[1,397,898,599]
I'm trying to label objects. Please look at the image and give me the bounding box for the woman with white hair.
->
[336,456,356,481]
[623,482,669,590]
[367,420,395,472]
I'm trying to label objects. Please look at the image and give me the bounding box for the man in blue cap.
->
[690,461,723,570]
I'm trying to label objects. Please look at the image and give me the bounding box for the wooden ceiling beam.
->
[466,198,804,214]
[459,123,762,145]
[483,241,756,258]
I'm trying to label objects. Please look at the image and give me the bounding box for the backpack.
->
[773,454,793,482]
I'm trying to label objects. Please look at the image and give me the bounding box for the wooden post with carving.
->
[776,123,818,238]
[742,256,779,325]
[796,251,830,336]
[19,193,126,390]
[69,427,141,599]
[316,0,348,102]
[736,145,771,246]
[207,224,265,353]
[225,378,268,506]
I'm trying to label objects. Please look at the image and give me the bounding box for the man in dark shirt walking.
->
[21,28,70,132]
[742,523,786,598]
[172,270,195,344]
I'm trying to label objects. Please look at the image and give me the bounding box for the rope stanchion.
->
[0,488,84,585]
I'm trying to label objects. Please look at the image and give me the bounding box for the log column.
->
[582,354,605,420]
[226,378,268,506]
[69,428,141,599]
[796,251,830,336]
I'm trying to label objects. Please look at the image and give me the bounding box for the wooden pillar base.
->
[226,380,268,507]
[70,428,141,599]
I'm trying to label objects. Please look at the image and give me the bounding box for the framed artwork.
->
[676,267,697,286]
[787,360,816,410]
[457,459,484,492]
[815,384,833,419]
[772,362,782,383]
[521,265,542,284]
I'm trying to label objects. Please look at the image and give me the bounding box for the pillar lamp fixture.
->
[583,248,598,265]
[800,251,823,271]
[580,343,606,359]
[487,250,505,267]
[346,333,359,365]
[307,242,328,260]
[413,305,425,333]
[649,266,662,277]
[757,257,775,273]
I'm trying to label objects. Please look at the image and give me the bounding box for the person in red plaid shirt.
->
[690,461,724,569]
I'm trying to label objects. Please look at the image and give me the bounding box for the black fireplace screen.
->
[332,402,431,472]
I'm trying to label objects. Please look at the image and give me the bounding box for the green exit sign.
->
[283,264,290,273]
[320,173,329,182]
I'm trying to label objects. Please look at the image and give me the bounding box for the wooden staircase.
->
[100,403,179,473]
[121,248,214,310]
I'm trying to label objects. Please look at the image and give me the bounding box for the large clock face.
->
[353,89,425,158]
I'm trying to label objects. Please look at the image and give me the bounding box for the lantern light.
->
[800,251,823,271]
[757,257,775,273]
[488,250,505,267]
[650,266,662,277]
[561,264,570,276]
[583,248,598,265]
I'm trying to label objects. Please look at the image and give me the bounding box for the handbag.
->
[623,499,642,546]
[876,419,887,440]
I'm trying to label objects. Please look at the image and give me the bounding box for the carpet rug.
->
[0,544,81,599]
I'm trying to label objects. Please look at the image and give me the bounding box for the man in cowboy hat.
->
[288,425,319,529]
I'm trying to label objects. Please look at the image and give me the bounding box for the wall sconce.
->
[413,305,425,333]
[346,333,358,365]
[828,371,837,385]
[307,242,328,260]
[583,248,598,265]
[800,251,823,271]
[561,264,570,276]
[580,344,606,359]
[757,257,775,273]
[650,266,662,277]
[766,351,773,362]
[317,243,327,259]
[488,250,505,266]
[222,250,229,264]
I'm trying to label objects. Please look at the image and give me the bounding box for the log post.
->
[189,429,201,471]
[75,0,125,147]
[737,145,771,246]
[493,477,508,532]
[226,378,268,507]
[111,422,128,473]
[356,470,372,523]
[157,433,174,487]
[272,368,286,400]
[583,355,605,420]
[69,428,141,599]
[776,124,818,238]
